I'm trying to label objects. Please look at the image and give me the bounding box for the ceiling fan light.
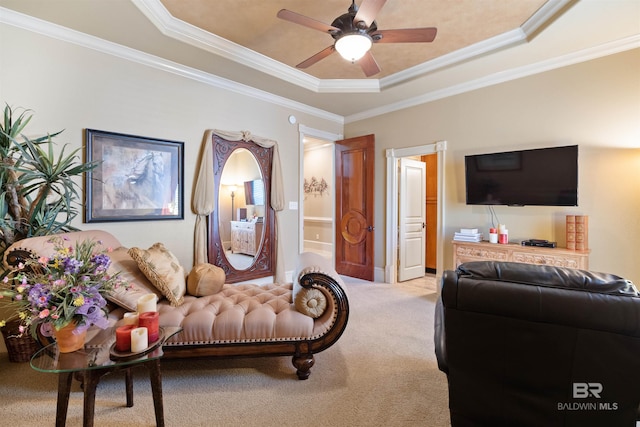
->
[335,34,372,62]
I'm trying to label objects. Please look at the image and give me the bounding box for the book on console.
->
[454,232,483,242]
[459,228,479,234]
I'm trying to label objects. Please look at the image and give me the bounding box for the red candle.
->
[115,325,136,352]
[138,312,160,343]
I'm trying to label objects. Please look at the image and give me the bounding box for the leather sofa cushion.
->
[437,262,640,426]
[444,262,640,337]
[457,261,638,296]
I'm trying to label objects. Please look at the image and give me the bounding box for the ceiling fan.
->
[277,0,437,77]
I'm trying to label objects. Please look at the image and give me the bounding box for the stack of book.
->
[566,215,588,250]
[454,228,483,242]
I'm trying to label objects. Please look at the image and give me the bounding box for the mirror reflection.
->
[209,134,275,283]
[218,148,266,270]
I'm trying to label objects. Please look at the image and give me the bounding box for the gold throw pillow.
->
[128,243,186,306]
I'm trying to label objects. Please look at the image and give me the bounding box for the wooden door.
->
[422,154,438,272]
[398,158,426,281]
[335,135,375,281]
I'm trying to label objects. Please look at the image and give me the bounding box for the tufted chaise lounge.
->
[4,230,349,380]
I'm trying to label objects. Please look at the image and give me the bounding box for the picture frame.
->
[85,129,184,222]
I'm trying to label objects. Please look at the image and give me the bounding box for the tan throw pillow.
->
[294,287,327,319]
[291,252,340,318]
[128,243,186,306]
[105,247,164,311]
[187,263,226,296]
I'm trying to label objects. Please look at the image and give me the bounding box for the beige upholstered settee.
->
[3,230,349,380]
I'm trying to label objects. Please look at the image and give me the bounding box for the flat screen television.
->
[465,145,578,206]
[244,179,265,205]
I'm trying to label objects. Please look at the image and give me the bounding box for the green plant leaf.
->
[1,104,89,256]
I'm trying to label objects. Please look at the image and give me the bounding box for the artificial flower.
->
[0,237,128,338]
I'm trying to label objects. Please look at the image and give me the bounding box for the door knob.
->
[367,225,374,232]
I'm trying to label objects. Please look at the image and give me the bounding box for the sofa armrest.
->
[292,252,346,319]
[299,270,349,347]
[3,230,123,269]
[434,294,448,374]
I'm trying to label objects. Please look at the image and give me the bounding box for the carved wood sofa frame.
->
[4,243,349,380]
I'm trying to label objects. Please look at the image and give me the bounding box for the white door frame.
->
[385,141,447,284]
[297,124,343,263]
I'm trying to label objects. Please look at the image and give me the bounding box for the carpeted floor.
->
[0,275,451,427]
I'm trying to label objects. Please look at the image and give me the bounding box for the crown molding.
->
[346,33,640,123]
[130,0,335,92]
[0,6,344,125]
[376,0,574,90]
[131,0,379,94]
[3,3,637,126]
[379,28,526,90]
[132,0,572,94]
[521,0,575,37]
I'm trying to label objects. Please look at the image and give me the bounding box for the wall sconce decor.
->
[304,176,329,197]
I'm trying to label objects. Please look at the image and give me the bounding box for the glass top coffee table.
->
[31,326,182,427]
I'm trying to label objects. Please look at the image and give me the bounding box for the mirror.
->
[219,149,264,269]
[208,134,275,282]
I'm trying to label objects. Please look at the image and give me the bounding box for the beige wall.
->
[345,48,640,284]
[1,21,638,286]
[0,23,342,279]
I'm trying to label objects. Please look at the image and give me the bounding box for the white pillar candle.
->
[122,312,139,326]
[137,294,157,313]
[131,327,148,353]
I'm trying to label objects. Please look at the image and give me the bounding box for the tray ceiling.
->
[1,0,638,118]
[159,0,548,80]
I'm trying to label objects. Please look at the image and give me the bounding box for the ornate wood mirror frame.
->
[208,134,276,282]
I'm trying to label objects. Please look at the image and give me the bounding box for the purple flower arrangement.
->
[0,237,128,338]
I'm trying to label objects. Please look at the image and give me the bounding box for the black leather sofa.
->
[434,261,640,427]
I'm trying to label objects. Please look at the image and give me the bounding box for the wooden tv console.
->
[452,240,590,270]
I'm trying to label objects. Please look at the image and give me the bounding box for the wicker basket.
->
[1,320,40,363]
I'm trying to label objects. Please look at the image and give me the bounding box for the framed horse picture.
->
[84,129,184,222]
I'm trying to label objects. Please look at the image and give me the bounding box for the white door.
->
[398,158,426,281]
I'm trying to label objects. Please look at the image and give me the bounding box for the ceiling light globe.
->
[335,34,372,62]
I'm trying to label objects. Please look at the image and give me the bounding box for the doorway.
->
[334,134,376,281]
[298,125,343,266]
[302,137,335,260]
[398,157,426,282]
[397,154,438,282]
[386,141,447,284]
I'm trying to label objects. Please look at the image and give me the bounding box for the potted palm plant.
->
[0,103,99,360]
[0,104,98,258]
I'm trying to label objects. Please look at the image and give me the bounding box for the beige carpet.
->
[0,276,451,427]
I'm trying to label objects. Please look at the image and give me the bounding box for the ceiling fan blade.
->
[358,51,381,77]
[277,9,340,34]
[296,45,336,69]
[354,0,387,28]
[372,28,437,43]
